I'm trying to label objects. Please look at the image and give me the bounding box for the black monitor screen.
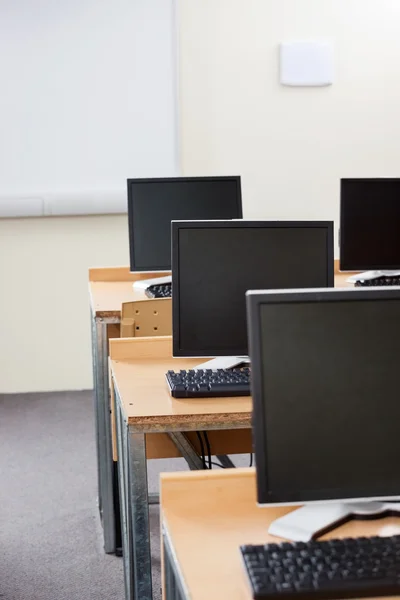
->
[248,289,400,504]
[340,178,400,270]
[173,221,334,357]
[128,177,242,271]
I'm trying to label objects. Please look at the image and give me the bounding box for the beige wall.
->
[0,216,128,393]
[4,0,400,393]
[0,0,176,394]
[178,0,400,251]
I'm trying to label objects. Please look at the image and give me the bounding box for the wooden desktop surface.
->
[88,266,170,318]
[161,469,400,600]
[89,266,352,320]
[110,337,252,429]
[89,281,148,318]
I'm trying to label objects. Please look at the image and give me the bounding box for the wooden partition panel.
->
[121,298,172,338]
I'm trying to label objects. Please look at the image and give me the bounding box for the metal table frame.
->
[91,308,120,554]
[113,379,247,600]
[90,305,229,557]
[162,523,188,600]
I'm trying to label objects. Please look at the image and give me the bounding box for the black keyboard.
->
[166,367,251,398]
[241,535,400,600]
[355,276,400,287]
[145,283,172,298]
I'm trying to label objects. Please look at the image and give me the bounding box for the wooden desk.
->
[88,266,169,554]
[89,265,352,558]
[160,469,400,600]
[110,336,253,600]
[89,266,170,318]
[112,339,251,429]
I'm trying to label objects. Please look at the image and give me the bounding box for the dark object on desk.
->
[145,282,172,298]
[127,176,242,272]
[172,220,334,360]
[340,178,400,272]
[241,535,400,600]
[246,288,400,543]
[355,276,400,287]
[112,461,123,556]
[166,367,251,398]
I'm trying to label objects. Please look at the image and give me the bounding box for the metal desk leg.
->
[128,430,152,600]
[162,524,189,600]
[92,313,116,554]
[216,455,235,469]
[168,432,204,470]
[114,386,159,599]
[90,309,102,513]
[168,433,235,471]
[115,390,133,599]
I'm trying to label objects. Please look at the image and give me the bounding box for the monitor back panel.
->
[128,176,242,271]
[247,288,400,505]
[340,178,400,271]
[173,221,334,357]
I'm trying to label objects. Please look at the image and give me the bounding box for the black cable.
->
[249,453,253,467]
[210,461,225,469]
[196,432,207,469]
[202,431,212,470]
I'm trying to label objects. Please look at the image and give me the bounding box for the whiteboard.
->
[0,0,178,216]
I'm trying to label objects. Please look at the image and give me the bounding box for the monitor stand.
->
[132,274,172,291]
[347,270,400,283]
[194,356,250,370]
[268,501,400,542]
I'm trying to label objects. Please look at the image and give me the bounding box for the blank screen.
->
[341,179,400,270]
[128,178,241,270]
[176,225,331,356]
[259,298,400,503]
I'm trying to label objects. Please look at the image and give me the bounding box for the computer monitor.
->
[172,220,334,368]
[246,287,400,541]
[340,178,400,272]
[127,176,242,272]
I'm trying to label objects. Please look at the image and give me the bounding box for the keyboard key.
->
[278,582,295,592]
[170,384,186,397]
[198,383,210,393]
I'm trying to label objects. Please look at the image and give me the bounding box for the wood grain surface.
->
[161,469,400,600]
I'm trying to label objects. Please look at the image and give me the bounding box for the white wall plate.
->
[280,41,334,87]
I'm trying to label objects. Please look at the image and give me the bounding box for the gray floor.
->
[0,390,186,600]
[0,391,125,600]
[0,390,249,600]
